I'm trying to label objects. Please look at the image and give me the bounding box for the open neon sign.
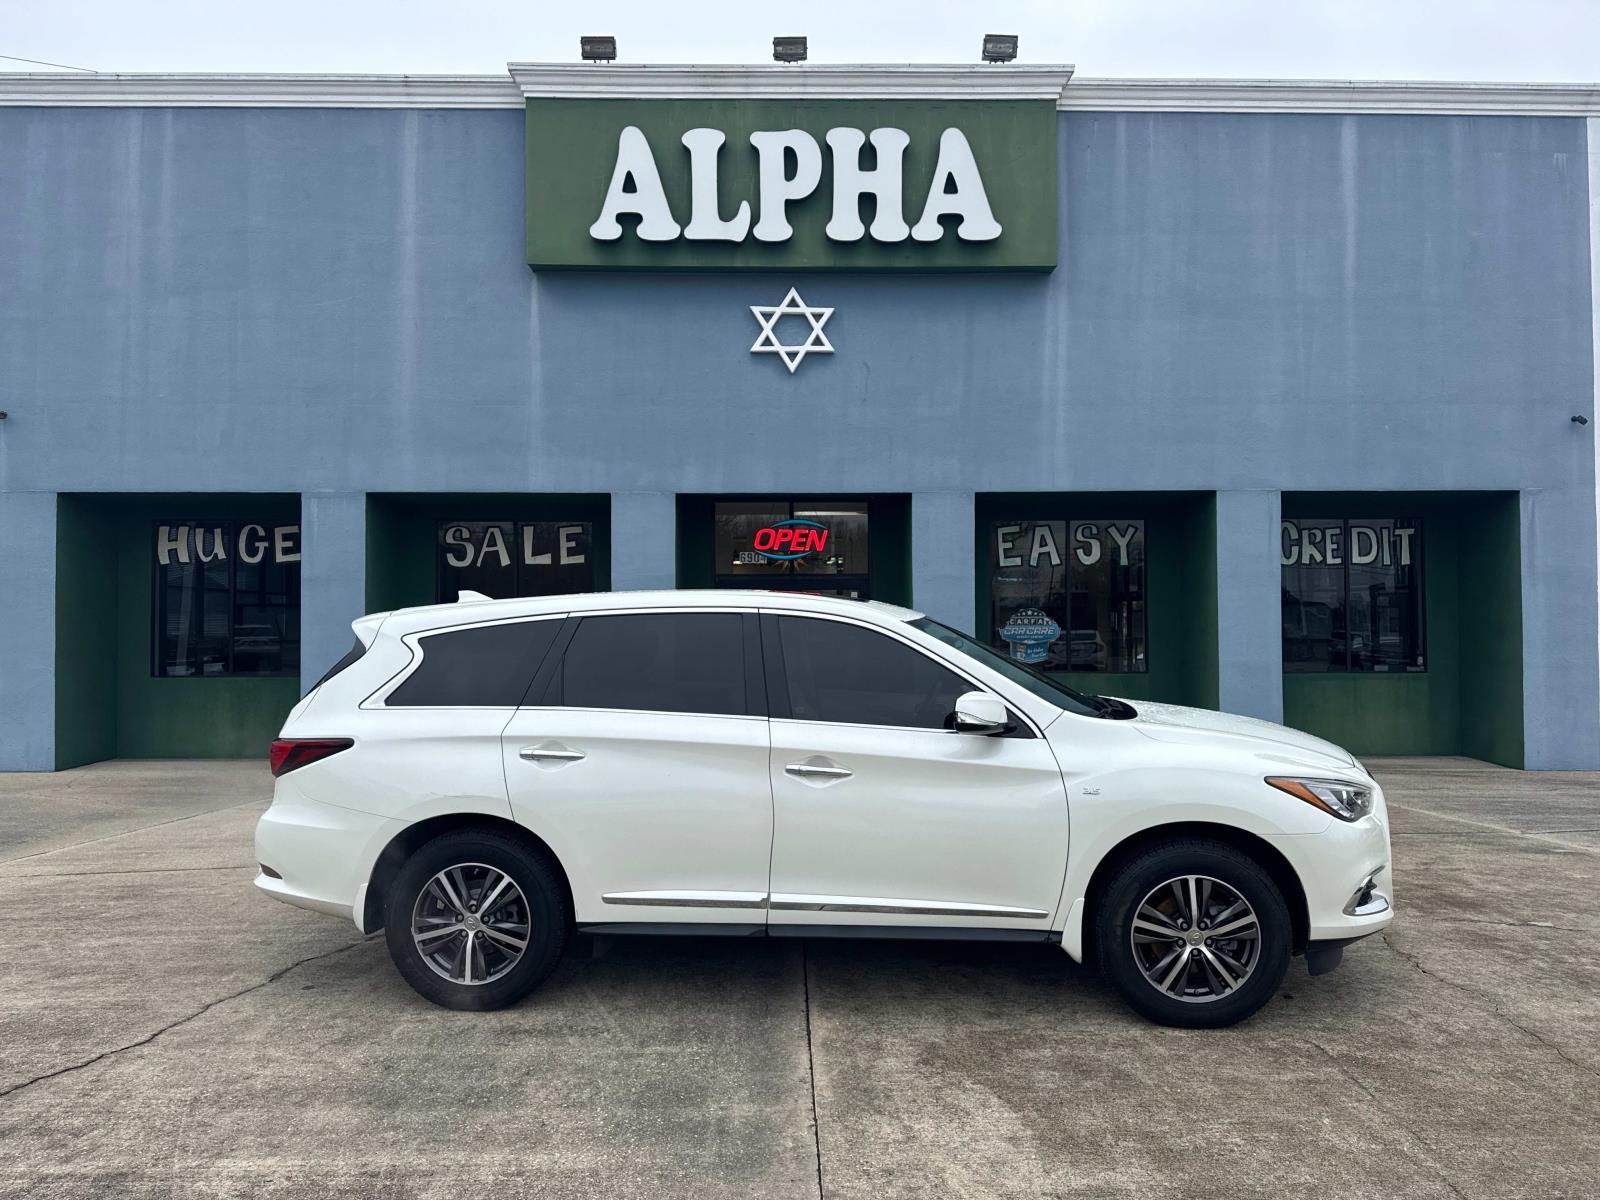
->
[751,519,830,561]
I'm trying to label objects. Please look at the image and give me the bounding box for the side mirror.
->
[952,690,1009,734]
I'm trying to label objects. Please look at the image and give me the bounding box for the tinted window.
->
[555,613,747,716]
[778,617,970,729]
[153,521,300,677]
[1282,518,1424,673]
[387,620,562,707]
[988,519,1146,674]
[437,521,595,602]
[310,636,367,694]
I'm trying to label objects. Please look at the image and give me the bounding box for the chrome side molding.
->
[600,890,768,910]
[597,891,1051,920]
[769,894,1049,919]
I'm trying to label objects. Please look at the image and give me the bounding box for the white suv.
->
[256,590,1392,1028]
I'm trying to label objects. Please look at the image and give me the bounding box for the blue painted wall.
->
[0,105,1594,767]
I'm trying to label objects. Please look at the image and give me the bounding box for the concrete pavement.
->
[0,757,1597,1198]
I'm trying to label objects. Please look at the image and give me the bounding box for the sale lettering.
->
[443,523,588,569]
[590,125,1002,246]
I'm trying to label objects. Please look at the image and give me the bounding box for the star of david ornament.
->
[749,287,834,374]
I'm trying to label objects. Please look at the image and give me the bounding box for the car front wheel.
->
[383,828,569,1011]
[1095,839,1291,1028]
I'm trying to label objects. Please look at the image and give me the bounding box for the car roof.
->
[368,589,925,638]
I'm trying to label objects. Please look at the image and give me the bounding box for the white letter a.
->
[912,128,1002,242]
[589,126,681,242]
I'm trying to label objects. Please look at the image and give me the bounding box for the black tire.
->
[384,828,569,1011]
[1094,839,1291,1029]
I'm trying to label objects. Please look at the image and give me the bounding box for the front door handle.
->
[519,746,586,763]
[785,762,853,780]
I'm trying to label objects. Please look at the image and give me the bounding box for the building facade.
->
[1,66,1597,771]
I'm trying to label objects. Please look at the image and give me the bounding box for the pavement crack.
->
[800,941,824,1200]
[0,938,372,1101]
[1381,931,1600,1081]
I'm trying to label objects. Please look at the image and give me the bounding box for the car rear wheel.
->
[384,829,569,1011]
[1095,839,1291,1028]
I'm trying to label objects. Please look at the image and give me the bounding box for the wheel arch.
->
[361,813,574,934]
[1079,821,1310,963]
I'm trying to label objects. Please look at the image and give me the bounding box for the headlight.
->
[1265,776,1374,822]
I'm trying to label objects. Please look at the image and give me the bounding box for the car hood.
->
[1113,699,1360,773]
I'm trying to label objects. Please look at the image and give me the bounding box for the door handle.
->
[519,746,585,763]
[785,762,852,780]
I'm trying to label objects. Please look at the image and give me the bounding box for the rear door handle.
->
[519,746,586,763]
[785,762,852,780]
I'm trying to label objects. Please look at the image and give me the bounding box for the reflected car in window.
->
[256,590,1393,1029]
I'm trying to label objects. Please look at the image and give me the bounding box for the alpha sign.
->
[526,98,1057,270]
[590,126,1001,246]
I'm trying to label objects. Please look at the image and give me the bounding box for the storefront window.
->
[988,520,1147,673]
[714,501,870,596]
[154,522,300,677]
[1282,519,1424,672]
[437,521,594,602]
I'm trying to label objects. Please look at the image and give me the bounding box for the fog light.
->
[1343,868,1389,916]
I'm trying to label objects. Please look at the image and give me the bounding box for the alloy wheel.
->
[1129,874,1261,1003]
[411,863,531,985]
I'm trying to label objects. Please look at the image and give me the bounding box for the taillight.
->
[269,738,354,777]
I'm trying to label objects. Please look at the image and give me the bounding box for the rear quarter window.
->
[307,636,368,695]
[386,619,562,707]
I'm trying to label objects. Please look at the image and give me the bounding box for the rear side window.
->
[549,613,748,716]
[308,636,367,695]
[777,617,970,729]
[387,620,562,707]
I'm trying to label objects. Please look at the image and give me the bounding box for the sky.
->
[2,0,1598,81]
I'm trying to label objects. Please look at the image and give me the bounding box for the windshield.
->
[909,617,1116,719]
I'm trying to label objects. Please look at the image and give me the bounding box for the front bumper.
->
[1272,795,1395,946]
[254,787,401,931]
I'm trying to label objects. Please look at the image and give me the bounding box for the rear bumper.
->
[254,787,401,931]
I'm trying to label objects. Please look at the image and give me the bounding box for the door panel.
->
[501,708,772,925]
[767,718,1070,928]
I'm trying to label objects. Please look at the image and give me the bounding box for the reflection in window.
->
[988,520,1147,673]
[1281,519,1424,672]
[154,522,300,677]
[436,522,593,602]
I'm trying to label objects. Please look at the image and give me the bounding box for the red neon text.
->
[753,525,830,555]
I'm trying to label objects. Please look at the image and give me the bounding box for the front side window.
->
[777,617,969,729]
[910,617,1108,719]
[988,520,1146,673]
[154,522,300,677]
[437,521,593,602]
[550,613,749,716]
[387,620,563,707]
[1282,519,1424,672]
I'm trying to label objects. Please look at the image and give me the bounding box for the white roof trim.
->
[507,63,1075,101]
[3,69,1596,115]
[1061,77,1600,115]
[0,73,522,108]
